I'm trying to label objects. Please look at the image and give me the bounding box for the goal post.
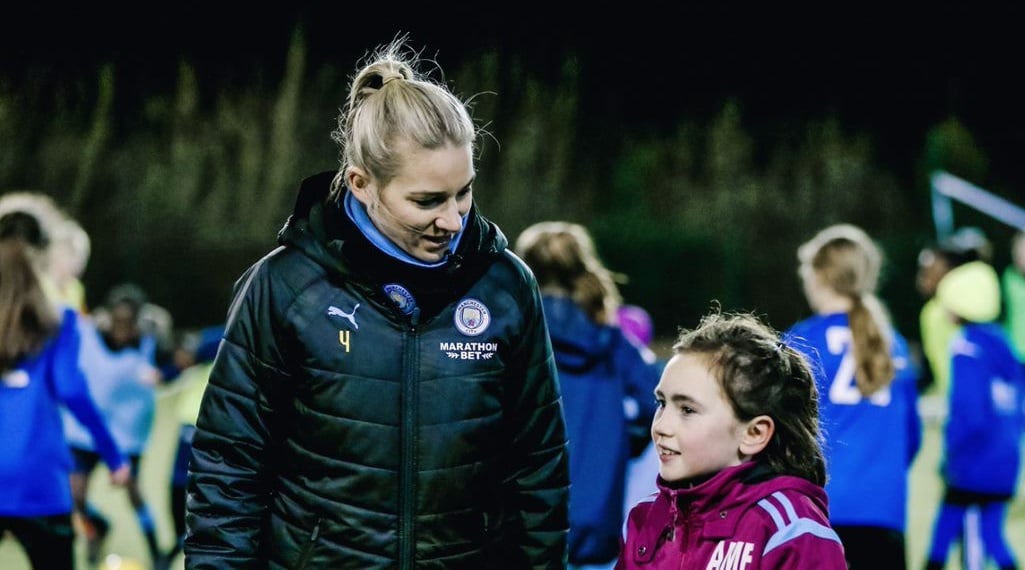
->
[930,170,1025,240]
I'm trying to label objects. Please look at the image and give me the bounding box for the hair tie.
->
[381,73,403,86]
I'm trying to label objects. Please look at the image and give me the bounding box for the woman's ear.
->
[347,166,372,205]
[739,415,774,457]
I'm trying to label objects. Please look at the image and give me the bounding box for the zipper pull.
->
[667,490,679,542]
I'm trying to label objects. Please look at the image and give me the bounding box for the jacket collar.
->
[277,171,508,318]
[635,462,829,553]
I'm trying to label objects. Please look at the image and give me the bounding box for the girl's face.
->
[1013,235,1025,274]
[107,303,141,349]
[350,142,475,263]
[798,263,821,311]
[652,352,749,482]
[916,249,950,298]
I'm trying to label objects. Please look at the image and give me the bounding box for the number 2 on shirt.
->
[825,326,891,406]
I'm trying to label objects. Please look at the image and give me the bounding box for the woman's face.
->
[351,143,475,263]
[651,353,747,482]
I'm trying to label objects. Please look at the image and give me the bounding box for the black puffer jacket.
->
[185,173,569,569]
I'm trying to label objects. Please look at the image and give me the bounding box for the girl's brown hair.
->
[514,221,622,324]
[674,310,827,485]
[0,238,58,372]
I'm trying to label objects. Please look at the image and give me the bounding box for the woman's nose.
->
[435,200,463,232]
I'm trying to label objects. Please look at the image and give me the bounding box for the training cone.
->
[100,554,146,570]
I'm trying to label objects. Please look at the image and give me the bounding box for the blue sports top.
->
[63,317,158,455]
[785,312,922,531]
[0,307,125,516]
[943,322,1025,495]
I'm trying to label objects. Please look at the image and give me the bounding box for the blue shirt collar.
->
[343,191,466,269]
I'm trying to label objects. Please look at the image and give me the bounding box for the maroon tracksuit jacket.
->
[617,462,847,569]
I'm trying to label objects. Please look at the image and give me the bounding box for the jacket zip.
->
[668,489,679,542]
[399,309,421,569]
[293,519,321,569]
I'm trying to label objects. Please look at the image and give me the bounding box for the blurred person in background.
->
[0,191,92,315]
[1001,229,1025,366]
[515,221,661,570]
[162,324,223,569]
[45,215,90,314]
[785,223,921,570]
[185,36,569,568]
[924,260,1025,570]
[62,283,164,567]
[0,192,68,304]
[916,227,992,398]
[0,212,130,570]
[616,304,668,518]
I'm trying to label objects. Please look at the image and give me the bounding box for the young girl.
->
[0,213,130,570]
[62,283,163,566]
[515,221,662,570]
[924,260,1024,570]
[786,223,921,569]
[617,311,846,569]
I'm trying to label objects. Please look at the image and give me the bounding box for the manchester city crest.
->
[454,298,491,336]
[384,283,417,315]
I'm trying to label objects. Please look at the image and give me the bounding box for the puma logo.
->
[328,304,359,330]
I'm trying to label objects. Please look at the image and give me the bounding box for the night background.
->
[2,5,1023,342]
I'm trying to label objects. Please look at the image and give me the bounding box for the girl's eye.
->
[655,398,666,409]
[680,406,696,415]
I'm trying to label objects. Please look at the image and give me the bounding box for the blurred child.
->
[163,324,223,568]
[0,214,130,570]
[0,192,93,317]
[515,221,661,570]
[1002,230,1025,364]
[916,227,991,397]
[617,304,668,518]
[786,223,921,569]
[924,260,1025,570]
[62,283,164,567]
[617,310,847,569]
[45,215,90,314]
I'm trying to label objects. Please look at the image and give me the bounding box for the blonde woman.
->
[186,37,569,568]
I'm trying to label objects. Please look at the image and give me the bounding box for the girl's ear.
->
[347,166,372,206]
[739,415,775,457]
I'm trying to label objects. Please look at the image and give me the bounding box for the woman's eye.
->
[655,398,665,409]
[680,406,696,415]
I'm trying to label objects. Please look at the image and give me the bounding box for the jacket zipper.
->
[293,519,321,569]
[668,490,679,542]
[399,309,421,570]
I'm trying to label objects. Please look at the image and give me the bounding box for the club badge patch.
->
[454,298,491,336]
[2,369,29,388]
[384,283,417,315]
